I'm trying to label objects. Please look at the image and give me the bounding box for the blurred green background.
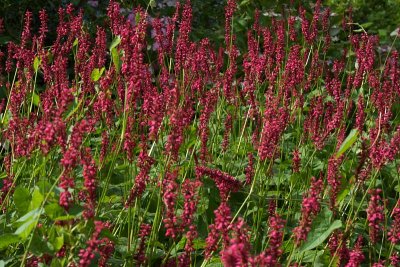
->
[0,0,399,47]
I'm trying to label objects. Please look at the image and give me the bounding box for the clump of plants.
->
[0,0,400,266]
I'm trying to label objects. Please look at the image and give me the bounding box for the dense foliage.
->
[0,0,400,266]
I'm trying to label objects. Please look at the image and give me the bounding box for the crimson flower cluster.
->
[195,166,241,200]
[293,177,323,245]
[78,221,114,267]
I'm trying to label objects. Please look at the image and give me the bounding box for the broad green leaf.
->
[37,180,52,195]
[395,184,400,193]
[205,257,223,267]
[45,203,64,220]
[32,92,40,106]
[30,232,51,255]
[149,0,156,8]
[391,28,400,37]
[0,234,20,250]
[300,208,342,252]
[0,110,11,127]
[101,195,122,203]
[91,67,105,82]
[197,196,209,215]
[170,237,186,256]
[193,239,206,250]
[336,129,359,159]
[14,187,31,214]
[100,228,118,243]
[49,233,64,251]
[111,48,121,73]
[29,187,44,210]
[50,259,63,267]
[314,250,332,267]
[296,250,324,263]
[73,38,78,47]
[109,36,121,51]
[33,57,41,72]
[68,204,84,217]
[15,219,36,239]
[336,188,350,205]
[16,208,43,223]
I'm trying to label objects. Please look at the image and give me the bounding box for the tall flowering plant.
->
[0,0,399,266]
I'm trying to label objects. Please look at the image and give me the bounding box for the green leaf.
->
[378,29,388,38]
[109,36,121,51]
[170,237,186,256]
[0,110,11,128]
[37,180,52,195]
[296,250,324,263]
[111,48,121,73]
[91,67,105,82]
[53,204,83,221]
[391,28,400,37]
[193,239,206,250]
[314,250,336,267]
[395,184,400,193]
[100,228,118,243]
[30,232,51,255]
[73,38,78,47]
[68,204,84,217]
[205,257,223,267]
[45,203,64,220]
[135,13,141,24]
[336,188,350,205]
[14,187,31,214]
[49,233,64,251]
[33,57,41,72]
[16,208,43,223]
[197,196,209,215]
[360,22,373,29]
[14,208,43,241]
[32,92,40,106]
[353,28,365,33]
[29,187,44,210]
[0,234,20,250]
[50,259,63,267]
[336,129,359,159]
[15,219,37,239]
[300,209,342,252]
[53,215,76,221]
[149,0,156,8]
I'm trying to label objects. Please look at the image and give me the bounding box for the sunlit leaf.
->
[45,203,64,220]
[32,92,40,106]
[336,129,359,159]
[0,234,20,250]
[29,187,44,210]
[91,67,105,82]
[15,219,36,239]
[109,36,121,51]
[111,48,121,73]
[14,187,31,214]
[33,57,41,72]
[300,209,342,252]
